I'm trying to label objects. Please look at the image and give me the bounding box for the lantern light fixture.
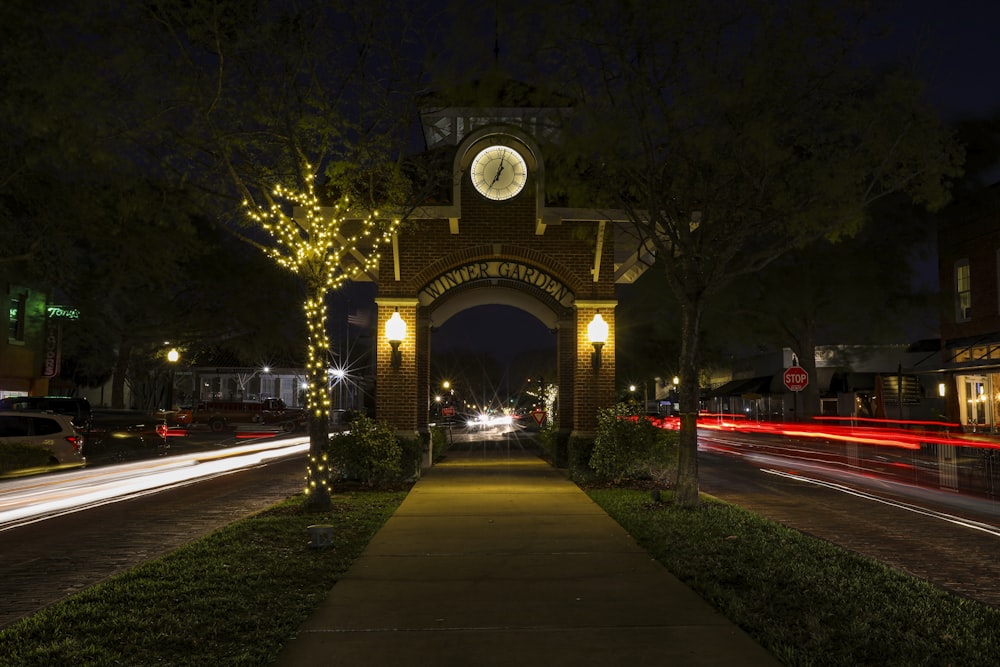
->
[588,312,609,369]
[385,308,407,370]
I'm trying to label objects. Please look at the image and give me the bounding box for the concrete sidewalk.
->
[275,440,780,666]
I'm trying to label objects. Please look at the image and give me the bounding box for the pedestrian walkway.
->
[275,439,780,666]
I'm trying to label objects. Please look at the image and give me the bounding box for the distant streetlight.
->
[330,367,346,409]
[166,348,180,410]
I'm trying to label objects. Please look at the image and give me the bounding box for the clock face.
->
[470,145,528,201]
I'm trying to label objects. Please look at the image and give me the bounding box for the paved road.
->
[0,455,305,629]
[699,447,1000,607]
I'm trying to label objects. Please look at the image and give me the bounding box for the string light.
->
[244,181,399,289]
[304,453,331,499]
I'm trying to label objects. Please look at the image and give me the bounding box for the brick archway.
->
[370,101,651,442]
[375,288,615,440]
[417,254,580,435]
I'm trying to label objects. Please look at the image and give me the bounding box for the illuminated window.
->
[955,259,971,322]
[8,293,26,342]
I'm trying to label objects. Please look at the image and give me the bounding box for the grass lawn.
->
[2,483,998,666]
[587,488,1000,667]
[0,491,408,667]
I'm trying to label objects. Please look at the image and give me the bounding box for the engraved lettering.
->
[420,262,571,305]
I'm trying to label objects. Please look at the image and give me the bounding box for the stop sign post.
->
[783,366,809,392]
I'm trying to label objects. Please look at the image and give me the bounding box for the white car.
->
[0,410,85,466]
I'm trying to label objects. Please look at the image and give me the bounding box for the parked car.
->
[0,410,85,466]
[83,410,170,463]
[173,397,305,432]
[0,395,93,431]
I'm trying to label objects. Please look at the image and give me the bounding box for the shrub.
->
[537,422,568,466]
[429,426,450,461]
[568,436,597,483]
[397,435,423,479]
[325,415,402,485]
[590,402,677,484]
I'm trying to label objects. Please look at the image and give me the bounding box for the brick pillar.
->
[572,300,617,436]
[416,308,431,432]
[374,298,419,433]
[556,317,575,434]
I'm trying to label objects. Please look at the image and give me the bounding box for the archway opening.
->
[430,304,556,425]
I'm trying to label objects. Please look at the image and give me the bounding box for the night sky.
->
[885,2,1000,121]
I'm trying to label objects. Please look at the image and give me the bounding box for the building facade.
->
[1,282,66,400]
[937,185,1000,431]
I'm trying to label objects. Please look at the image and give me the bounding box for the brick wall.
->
[374,299,419,429]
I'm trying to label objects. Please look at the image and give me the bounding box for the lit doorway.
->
[960,375,991,431]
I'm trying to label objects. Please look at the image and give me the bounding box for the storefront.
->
[954,372,1000,431]
[944,338,1000,432]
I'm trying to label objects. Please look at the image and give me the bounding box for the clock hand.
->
[490,162,505,186]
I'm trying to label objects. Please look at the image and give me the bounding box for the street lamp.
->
[330,367,346,410]
[588,312,608,369]
[166,348,180,410]
[385,308,407,370]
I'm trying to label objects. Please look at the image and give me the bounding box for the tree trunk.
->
[787,321,819,421]
[674,300,702,508]
[302,284,332,511]
[111,339,132,409]
[797,325,819,420]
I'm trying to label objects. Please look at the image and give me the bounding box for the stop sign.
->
[783,366,809,392]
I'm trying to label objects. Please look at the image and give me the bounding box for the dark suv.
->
[0,396,93,431]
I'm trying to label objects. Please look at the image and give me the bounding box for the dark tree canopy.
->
[508,0,964,506]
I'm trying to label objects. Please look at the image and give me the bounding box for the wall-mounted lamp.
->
[938,382,946,398]
[385,308,407,370]
[588,312,609,369]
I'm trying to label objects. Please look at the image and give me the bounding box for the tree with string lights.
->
[243,181,399,506]
[130,0,436,509]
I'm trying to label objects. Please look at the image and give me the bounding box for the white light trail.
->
[0,436,309,532]
[762,468,1000,537]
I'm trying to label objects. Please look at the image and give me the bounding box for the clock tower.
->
[373,79,652,463]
